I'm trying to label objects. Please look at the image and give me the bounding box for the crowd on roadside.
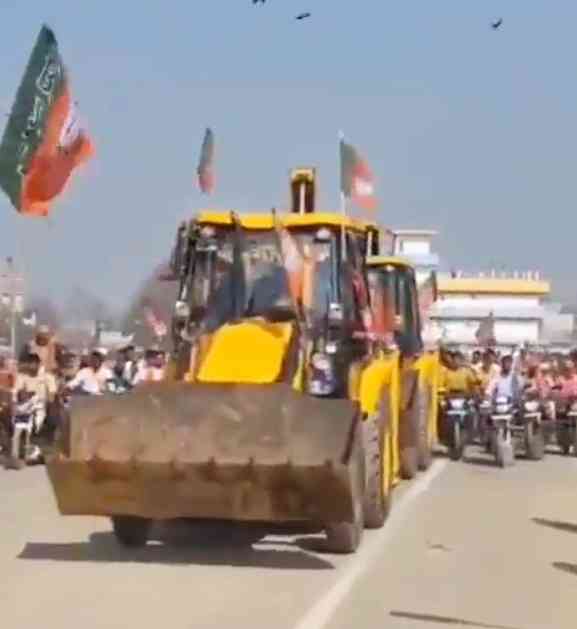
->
[0,325,168,459]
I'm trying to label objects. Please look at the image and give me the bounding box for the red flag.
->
[340,138,377,212]
[197,127,215,194]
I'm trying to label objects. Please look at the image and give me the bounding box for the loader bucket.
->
[46,382,360,524]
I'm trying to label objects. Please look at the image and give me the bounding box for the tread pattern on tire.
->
[362,416,390,529]
[325,422,364,554]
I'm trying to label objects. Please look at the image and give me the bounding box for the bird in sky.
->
[491,18,503,30]
[296,12,311,20]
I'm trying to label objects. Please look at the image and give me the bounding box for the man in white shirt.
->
[66,351,114,395]
[486,353,524,402]
[133,350,165,386]
[12,353,57,432]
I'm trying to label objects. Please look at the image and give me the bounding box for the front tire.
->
[111,516,152,548]
[526,423,545,461]
[417,386,433,471]
[325,422,364,553]
[362,417,391,529]
[494,433,514,467]
[448,422,464,461]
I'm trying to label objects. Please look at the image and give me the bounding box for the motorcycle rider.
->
[441,351,478,396]
[65,350,114,395]
[20,325,63,375]
[486,353,524,403]
[475,350,500,390]
[559,360,577,403]
[132,349,165,385]
[12,353,57,434]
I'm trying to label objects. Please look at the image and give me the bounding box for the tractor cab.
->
[366,256,424,357]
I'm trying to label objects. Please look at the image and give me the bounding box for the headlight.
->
[524,400,539,413]
[325,341,339,355]
[308,353,336,396]
[311,353,332,371]
[174,300,190,319]
[449,398,465,410]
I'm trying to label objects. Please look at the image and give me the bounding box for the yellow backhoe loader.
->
[365,257,440,481]
[46,169,436,553]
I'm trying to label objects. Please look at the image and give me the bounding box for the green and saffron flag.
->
[339,137,377,212]
[0,25,93,217]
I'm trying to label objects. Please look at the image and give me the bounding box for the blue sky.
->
[1,1,577,308]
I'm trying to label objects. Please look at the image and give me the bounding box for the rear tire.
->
[325,422,364,553]
[362,417,391,529]
[417,386,433,471]
[448,422,464,461]
[111,516,152,548]
[399,446,419,480]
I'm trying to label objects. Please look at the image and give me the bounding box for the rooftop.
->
[392,229,438,237]
[437,277,550,296]
[196,211,375,233]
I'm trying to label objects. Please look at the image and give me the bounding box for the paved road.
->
[1,449,577,629]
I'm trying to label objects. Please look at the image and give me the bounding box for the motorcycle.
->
[556,396,577,456]
[488,395,515,467]
[515,393,546,461]
[4,392,43,470]
[439,391,476,461]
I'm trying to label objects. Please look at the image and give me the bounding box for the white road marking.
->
[294,458,449,629]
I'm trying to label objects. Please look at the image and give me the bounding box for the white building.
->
[390,229,439,284]
[432,273,550,348]
[387,229,575,349]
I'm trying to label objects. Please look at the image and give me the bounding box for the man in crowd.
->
[12,353,58,434]
[132,349,165,385]
[486,354,524,402]
[440,350,479,396]
[65,350,114,395]
[472,349,499,393]
[115,344,138,387]
[20,325,62,374]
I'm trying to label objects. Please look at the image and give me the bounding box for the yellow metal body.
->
[196,321,293,384]
[196,210,376,233]
[364,256,441,481]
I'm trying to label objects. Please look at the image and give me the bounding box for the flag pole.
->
[338,130,347,262]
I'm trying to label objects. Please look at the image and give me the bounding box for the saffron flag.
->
[229,211,247,320]
[0,25,93,217]
[142,299,168,338]
[272,210,306,310]
[340,138,377,212]
[197,127,215,194]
